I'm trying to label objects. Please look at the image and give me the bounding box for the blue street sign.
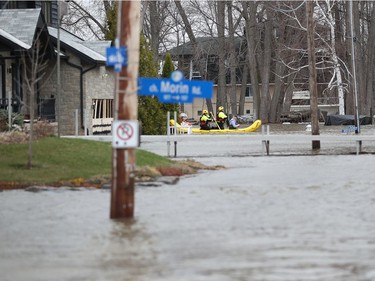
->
[106,47,127,72]
[138,70,213,104]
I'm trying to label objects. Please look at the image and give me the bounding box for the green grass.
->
[0,137,173,184]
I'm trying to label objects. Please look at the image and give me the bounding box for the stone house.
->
[0,2,115,135]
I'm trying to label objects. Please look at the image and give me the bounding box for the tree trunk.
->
[239,62,248,115]
[149,1,160,64]
[353,1,365,115]
[259,18,272,123]
[216,0,227,111]
[242,1,260,120]
[227,1,238,116]
[306,1,320,149]
[318,2,345,114]
[269,60,286,123]
[283,75,295,113]
[365,5,375,117]
[27,86,34,169]
[269,10,287,124]
[345,2,354,115]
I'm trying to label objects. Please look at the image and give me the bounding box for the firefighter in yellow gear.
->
[216,106,228,129]
[200,110,212,130]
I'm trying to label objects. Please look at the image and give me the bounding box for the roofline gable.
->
[0,29,31,49]
[48,27,106,63]
[0,8,46,51]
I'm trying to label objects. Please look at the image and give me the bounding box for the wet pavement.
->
[1,123,375,281]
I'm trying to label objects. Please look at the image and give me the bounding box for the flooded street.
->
[2,124,375,281]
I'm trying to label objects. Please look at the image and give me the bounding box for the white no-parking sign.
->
[112,120,139,148]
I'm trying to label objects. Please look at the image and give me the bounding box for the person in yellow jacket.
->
[216,106,228,129]
[200,110,212,130]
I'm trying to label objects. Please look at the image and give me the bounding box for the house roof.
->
[168,36,244,57]
[0,8,108,64]
[81,41,112,57]
[48,27,108,63]
[0,8,42,50]
[0,29,31,49]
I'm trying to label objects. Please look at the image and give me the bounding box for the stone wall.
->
[40,52,116,136]
[84,65,115,135]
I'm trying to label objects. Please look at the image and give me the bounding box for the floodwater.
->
[2,123,375,281]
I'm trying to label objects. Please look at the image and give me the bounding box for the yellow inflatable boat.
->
[170,119,262,134]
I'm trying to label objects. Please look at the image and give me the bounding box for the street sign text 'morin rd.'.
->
[138,70,213,103]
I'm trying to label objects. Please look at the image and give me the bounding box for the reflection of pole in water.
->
[349,0,360,134]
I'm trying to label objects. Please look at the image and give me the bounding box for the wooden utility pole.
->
[306,1,320,150]
[110,1,141,219]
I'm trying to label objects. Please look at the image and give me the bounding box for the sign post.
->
[110,1,140,219]
[112,120,139,148]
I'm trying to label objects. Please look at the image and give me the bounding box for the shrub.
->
[32,121,57,138]
[0,109,24,132]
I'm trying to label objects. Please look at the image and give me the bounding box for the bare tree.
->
[365,4,375,117]
[61,0,115,40]
[306,0,320,149]
[241,1,260,120]
[22,30,50,169]
[216,0,227,112]
[269,3,290,123]
[315,0,345,115]
[227,0,238,116]
[142,1,177,59]
[258,10,273,123]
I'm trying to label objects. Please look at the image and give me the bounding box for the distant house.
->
[168,36,247,84]
[0,1,115,135]
[168,36,255,120]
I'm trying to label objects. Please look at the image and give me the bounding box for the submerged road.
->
[2,123,375,281]
[139,123,375,158]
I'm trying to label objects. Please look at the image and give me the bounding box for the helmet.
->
[218,106,224,111]
[202,110,208,115]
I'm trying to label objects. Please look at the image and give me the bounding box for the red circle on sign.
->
[116,123,134,141]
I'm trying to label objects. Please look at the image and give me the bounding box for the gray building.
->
[0,2,115,135]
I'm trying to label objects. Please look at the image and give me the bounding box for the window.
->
[92,99,114,134]
[12,62,23,106]
[246,109,251,114]
[245,86,253,97]
[92,99,113,119]
[208,55,216,63]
